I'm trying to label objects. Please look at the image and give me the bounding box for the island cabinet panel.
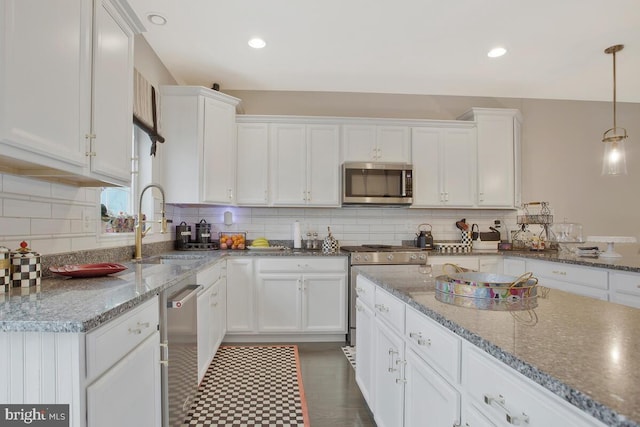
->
[355,298,375,407]
[0,295,161,427]
[404,348,461,427]
[462,343,607,427]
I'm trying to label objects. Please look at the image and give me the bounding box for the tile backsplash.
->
[0,173,517,255]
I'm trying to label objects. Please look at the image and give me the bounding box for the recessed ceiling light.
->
[488,47,507,58]
[248,38,266,49]
[147,13,167,26]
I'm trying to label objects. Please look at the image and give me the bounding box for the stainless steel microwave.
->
[342,162,413,205]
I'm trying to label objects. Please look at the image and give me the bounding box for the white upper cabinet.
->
[270,122,340,206]
[0,0,141,186]
[343,124,411,163]
[459,108,522,208]
[236,122,269,205]
[160,86,241,204]
[411,126,476,207]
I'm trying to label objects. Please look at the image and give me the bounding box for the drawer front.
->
[197,261,222,289]
[527,260,608,290]
[356,275,375,308]
[374,287,405,334]
[463,344,605,427]
[86,296,159,381]
[405,306,461,383]
[609,271,640,297]
[257,257,346,273]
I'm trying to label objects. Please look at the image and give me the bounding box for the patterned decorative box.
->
[11,243,41,288]
[0,246,10,292]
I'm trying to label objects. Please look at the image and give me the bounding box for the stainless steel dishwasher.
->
[159,276,202,427]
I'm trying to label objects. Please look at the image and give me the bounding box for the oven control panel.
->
[350,251,427,265]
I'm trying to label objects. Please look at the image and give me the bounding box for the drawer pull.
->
[137,321,150,328]
[375,304,389,313]
[409,332,432,347]
[356,286,365,294]
[356,304,363,312]
[551,270,567,276]
[128,327,142,335]
[483,394,530,425]
[388,348,399,372]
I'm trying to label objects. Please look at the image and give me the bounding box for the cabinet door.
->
[411,127,443,206]
[197,285,214,383]
[355,299,375,407]
[302,274,346,332]
[270,124,307,205]
[342,124,376,161]
[236,123,269,205]
[609,271,640,309]
[373,320,405,427]
[479,257,503,274]
[307,124,341,206]
[226,259,255,332]
[404,349,460,427]
[202,97,236,204]
[462,401,499,427]
[0,0,89,173]
[256,274,302,332]
[476,111,516,207]
[87,332,161,427]
[442,128,475,207]
[376,126,411,163]
[90,0,134,185]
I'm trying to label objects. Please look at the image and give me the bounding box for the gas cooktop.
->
[340,244,424,252]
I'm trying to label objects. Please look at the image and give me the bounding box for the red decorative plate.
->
[49,263,127,278]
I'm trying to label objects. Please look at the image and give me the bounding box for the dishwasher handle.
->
[167,284,202,308]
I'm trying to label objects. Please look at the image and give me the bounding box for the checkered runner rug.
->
[183,345,310,426]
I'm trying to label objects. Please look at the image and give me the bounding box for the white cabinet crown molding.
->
[236,114,476,128]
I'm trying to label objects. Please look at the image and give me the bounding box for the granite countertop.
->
[0,249,347,334]
[355,265,640,427]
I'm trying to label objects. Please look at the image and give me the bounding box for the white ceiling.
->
[128,0,640,102]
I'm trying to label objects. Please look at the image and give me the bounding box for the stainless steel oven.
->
[342,245,428,345]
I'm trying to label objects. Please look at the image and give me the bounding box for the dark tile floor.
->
[296,342,376,427]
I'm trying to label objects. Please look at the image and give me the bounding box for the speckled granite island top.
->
[0,249,346,334]
[355,265,640,427]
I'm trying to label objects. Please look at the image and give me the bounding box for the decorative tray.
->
[246,246,286,251]
[50,263,127,278]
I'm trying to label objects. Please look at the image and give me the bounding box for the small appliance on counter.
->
[415,223,434,249]
[175,220,218,250]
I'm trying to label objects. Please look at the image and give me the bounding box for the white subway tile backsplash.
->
[0,217,30,236]
[51,183,86,202]
[3,175,53,198]
[34,238,72,255]
[52,203,84,220]
[31,219,71,235]
[3,199,52,218]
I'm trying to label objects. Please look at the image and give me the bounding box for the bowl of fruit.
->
[218,232,246,250]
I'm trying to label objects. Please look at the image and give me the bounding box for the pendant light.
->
[601,44,628,175]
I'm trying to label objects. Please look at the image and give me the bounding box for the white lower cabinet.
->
[373,318,405,427]
[255,258,347,334]
[197,261,226,382]
[503,257,526,276]
[355,298,375,406]
[525,259,609,300]
[404,348,461,427]
[608,270,640,309]
[357,274,607,427]
[226,258,255,333]
[226,257,347,339]
[463,343,606,427]
[86,332,161,427]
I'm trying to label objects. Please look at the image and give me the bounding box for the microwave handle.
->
[402,170,407,196]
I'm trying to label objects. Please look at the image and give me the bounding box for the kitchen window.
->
[100,126,152,233]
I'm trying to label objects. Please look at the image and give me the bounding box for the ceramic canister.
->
[0,246,10,292]
[11,244,41,288]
